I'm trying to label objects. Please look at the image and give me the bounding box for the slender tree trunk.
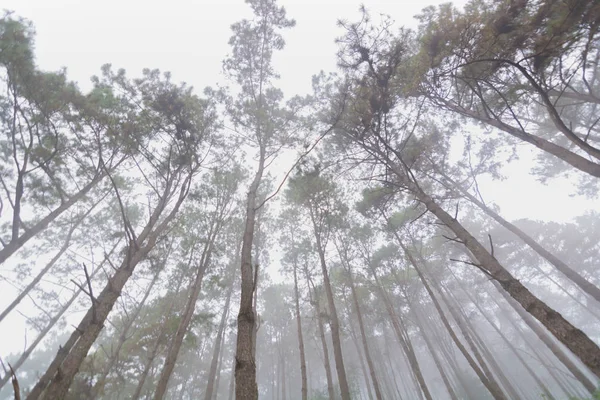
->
[311,224,351,400]
[381,329,405,399]
[441,171,600,303]
[280,341,287,400]
[427,316,476,400]
[348,323,374,400]
[272,346,277,400]
[92,259,165,397]
[446,268,556,400]
[541,354,587,398]
[432,275,518,398]
[490,279,598,394]
[307,277,335,400]
[395,240,506,400]
[489,287,580,398]
[0,246,115,391]
[438,100,600,177]
[410,307,459,400]
[206,271,236,400]
[0,211,82,323]
[366,258,432,400]
[292,259,308,400]
[337,243,383,400]
[131,274,187,400]
[441,287,523,399]
[213,318,228,400]
[235,150,265,400]
[228,347,236,400]
[408,183,600,379]
[28,172,192,400]
[0,172,105,265]
[348,277,383,400]
[531,266,600,321]
[154,237,215,400]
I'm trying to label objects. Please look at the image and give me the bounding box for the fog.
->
[0,0,599,399]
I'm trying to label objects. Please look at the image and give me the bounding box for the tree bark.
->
[410,183,600,379]
[311,218,351,400]
[396,240,506,400]
[92,261,164,398]
[338,248,383,400]
[441,170,600,304]
[365,250,432,400]
[153,239,212,400]
[131,274,187,400]
[490,279,598,394]
[304,265,335,400]
[206,271,236,400]
[235,149,265,400]
[292,258,308,400]
[410,306,459,400]
[27,171,192,400]
[0,172,105,265]
[438,100,600,177]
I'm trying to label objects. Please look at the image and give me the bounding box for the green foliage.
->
[568,389,600,400]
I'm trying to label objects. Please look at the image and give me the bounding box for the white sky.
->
[6,0,594,222]
[1,0,598,365]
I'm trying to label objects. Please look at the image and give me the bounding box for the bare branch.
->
[486,234,495,258]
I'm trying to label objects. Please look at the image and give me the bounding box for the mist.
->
[0,0,599,399]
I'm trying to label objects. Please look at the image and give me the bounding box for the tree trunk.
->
[336,240,383,399]
[439,100,600,177]
[442,170,600,304]
[410,307,459,400]
[131,274,187,400]
[427,314,477,400]
[280,341,287,400]
[348,323,374,400]
[380,329,406,399]
[205,270,236,400]
[495,296,573,399]
[292,259,308,400]
[92,261,164,398]
[410,183,600,379]
[339,257,383,400]
[490,279,598,394]
[441,286,523,399]
[153,237,214,400]
[304,263,335,400]
[27,172,192,400]
[213,319,228,400]
[311,225,351,400]
[0,172,105,265]
[396,240,506,400]
[446,266,556,399]
[235,150,265,400]
[0,241,119,391]
[0,211,83,323]
[366,255,432,400]
[228,346,236,400]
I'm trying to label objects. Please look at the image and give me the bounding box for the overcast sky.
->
[6,0,595,224]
